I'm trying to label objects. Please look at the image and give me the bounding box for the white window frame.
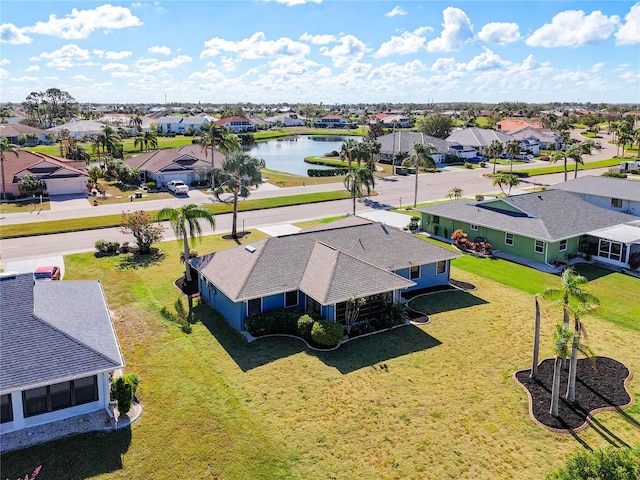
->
[505,232,514,246]
[470,224,478,231]
[436,261,446,275]
[559,239,567,252]
[534,240,545,254]
[410,265,421,280]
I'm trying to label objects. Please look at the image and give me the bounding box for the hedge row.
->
[307,168,348,177]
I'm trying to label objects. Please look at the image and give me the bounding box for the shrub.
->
[378,302,408,328]
[475,194,485,201]
[145,181,157,190]
[464,162,473,169]
[546,445,640,480]
[311,319,344,347]
[539,155,550,161]
[244,309,301,336]
[307,167,348,177]
[160,304,192,333]
[479,161,486,168]
[95,239,121,254]
[602,170,627,178]
[110,373,139,415]
[297,314,315,340]
[407,216,420,231]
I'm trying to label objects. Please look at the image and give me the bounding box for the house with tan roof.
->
[125,144,225,188]
[0,272,125,438]
[0,124,49,145]
[1,151,88,197]
[191,217,459,331]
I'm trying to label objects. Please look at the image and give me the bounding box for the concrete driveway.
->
[3,256,66,279]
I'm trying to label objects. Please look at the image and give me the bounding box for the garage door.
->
[46,178,87,195]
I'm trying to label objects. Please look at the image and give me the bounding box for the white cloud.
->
[477,22,521,45]
[138,54,192,73]
[111,71,137,78]
[93,49,133,60]
[591,62,605,73]
[385,6,407,18]
[202,32,310,60]
[553,71,591,82]
[427,7,474,52]
[72,74,92,82]
[0,68,8,79]
[102,63,129,72]
[615,3,640,45]
[38,44,91,69]
[0,59,8,66]
[374,27,431,58]
[27,4,142,40]
[26,65,40,72]
[263,0,322,6]
[0,23,33,44]
[620,70,640,82]
[9,76,39,83]
[526,9,620,47]
[320,35,366,67]
[299,32,335,45]
[462,48,510,72]
[149,45,171,55]
[430,57,456,72]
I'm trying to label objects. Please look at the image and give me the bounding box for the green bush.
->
[297,314,315,340]
[307,168,348,177]
[95,239,121,255]
[311,319,344,347]
[546,445,640,480]
[475,194,485,201]
[160,305,192,333]
[145,181,157,190]
[498,170,529,178]
[110,373,139,414]
[244,309,302,336]
[602,170,627,178]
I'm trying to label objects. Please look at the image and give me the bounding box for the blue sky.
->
[1,1,639,105]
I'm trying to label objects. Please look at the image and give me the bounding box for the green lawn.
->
[514,158,621,177]
[1,233,639,480]
[0,197,51,214]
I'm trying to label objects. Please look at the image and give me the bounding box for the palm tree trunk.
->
[232,190,239,238]
[550,356,562,417]
[565,316,580,403]
[530,297,540,380]
[413,162,419,208]
[492,156,496,175]
[0,155,6,200]
[563,159,568,182]
[183,230,191,282]
[352,185,357,215]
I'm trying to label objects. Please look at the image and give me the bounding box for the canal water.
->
[245,135,361,176]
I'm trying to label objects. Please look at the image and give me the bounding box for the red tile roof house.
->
[191,217,459,332]
[0,272,125,445]
[215,116,256,134]
[125,144,227,189]
[1,150,89,197]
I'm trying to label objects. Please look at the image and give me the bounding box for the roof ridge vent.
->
[245,245,256,253]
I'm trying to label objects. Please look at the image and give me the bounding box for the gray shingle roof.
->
[378,131,450,155]
[193,220,458,304]
[552,176,640,202]
[416,189,637,241]
[0,274,124,392]
[446,127,513,148]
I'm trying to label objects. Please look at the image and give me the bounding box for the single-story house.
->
[125,144,225,188]
[507,126,560,151]
[446,127,513,157]
[551,176,640,217]
[46,120,107,139]
[0,272,125,435]
[215,116,256,134]
[191,217,460,332]
[314,115,351,129]
[374,114,412,129]
[154,116,209,134]
[416,189,639,270]
[0,124,50,145]
[264,114,305,127]
[377,131,450,164]
[496,119,543,133]
[1,151,89,197]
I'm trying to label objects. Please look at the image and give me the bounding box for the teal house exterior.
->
[416,189,639,269]
[191,217,459,332]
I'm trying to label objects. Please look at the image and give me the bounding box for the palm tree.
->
[157,204,216,283]
[340,138,360,171]
[550,144,586,182]
[530,295,541,380]
[214,150,263,239]
[130,115,143,133]
[446,186,463,201]
[1,138,20,200]
[569,141,594,179]
[362,139,381,170]
[410,143,437,208]
[550,323,572,417]
[343,165,375,215]
[505,139,521,173]
[199,124,239,188]
[544,267,595,327]
[101,125,121,157]
[485,139,503,175]
[565,301,598,403]
[91,133,106,168]
[134,131,158,152]
[492,172,519,196]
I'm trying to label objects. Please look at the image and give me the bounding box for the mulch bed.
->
[514,357,633,432]
[449,278,477,291]
[175,275,199,296]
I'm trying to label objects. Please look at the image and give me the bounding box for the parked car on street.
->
[167,180,189,194]
[33,265,61,281]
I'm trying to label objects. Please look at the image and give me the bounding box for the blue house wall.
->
[198,277,244,330]
[395,261,450,291]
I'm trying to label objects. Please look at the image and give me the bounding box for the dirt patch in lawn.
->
[514,356,633,433]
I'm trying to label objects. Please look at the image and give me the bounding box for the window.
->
[433,215,440,225]
[410,265,420,279]
[247,298,262,316]
[470,224,478,231]
[534,240,545,254]
[611,198,622,208]
[22,376,98,418]
[436,261,446,275]
[559,239,567,252]
[307,297,321,314]
[1,394,12,423]
[285,290,299,308]
[598,239,626,262]
[505,233,514,246]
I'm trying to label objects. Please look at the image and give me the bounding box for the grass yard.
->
[1,233,639,480]
[0,197,51,214]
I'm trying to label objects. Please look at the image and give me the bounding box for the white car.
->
[167,180,189,194]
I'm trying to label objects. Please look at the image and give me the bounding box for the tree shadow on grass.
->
[198,305,442,374]
[116,251,166,270]
[408,290,488,316]
[0,427,132,480]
